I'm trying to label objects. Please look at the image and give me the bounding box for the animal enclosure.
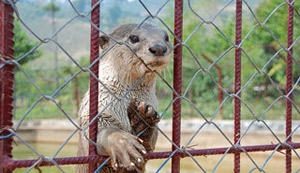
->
[1,0,300,172]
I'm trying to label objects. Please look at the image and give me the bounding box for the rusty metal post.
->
[89,0,100,172]
[234,0,242,172]
[0,1,14,173]
[285,1,294,172]
[172,0,183,172]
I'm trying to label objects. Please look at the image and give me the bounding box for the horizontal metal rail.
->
[5,143,300,170]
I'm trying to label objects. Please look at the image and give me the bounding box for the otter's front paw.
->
[127,98,160,153]
[97,128,146,171]
[128,98,160,129]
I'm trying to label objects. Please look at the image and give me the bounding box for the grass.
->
[157,94,300,120]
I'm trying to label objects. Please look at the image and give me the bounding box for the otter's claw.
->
[96,127,146,171]
[129,98,160,127]
[127,98,160,153]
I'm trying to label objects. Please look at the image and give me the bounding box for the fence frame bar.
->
[285,1,294,172]
[0,1,14,173]
[172,0,183,172]
[88,0,100,172]
[5,143,300,170]
[234,0,243,172]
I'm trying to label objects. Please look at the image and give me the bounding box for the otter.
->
[76,22,172,173]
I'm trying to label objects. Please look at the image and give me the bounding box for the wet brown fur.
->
[76,22,171,173]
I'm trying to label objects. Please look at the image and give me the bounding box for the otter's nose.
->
[149,44,167,56]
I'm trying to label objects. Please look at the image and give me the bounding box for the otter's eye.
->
[129,35,140,44]
[165,35,169,42]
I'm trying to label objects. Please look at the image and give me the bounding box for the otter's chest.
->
[99,82,158,131]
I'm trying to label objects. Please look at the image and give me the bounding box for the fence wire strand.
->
[0,0,300,172]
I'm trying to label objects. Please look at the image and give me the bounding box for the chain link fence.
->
[1,0,300,172]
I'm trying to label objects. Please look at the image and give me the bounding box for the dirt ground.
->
[13,120,300,172]
[149,131,300,172]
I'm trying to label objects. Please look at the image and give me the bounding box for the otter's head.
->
[99,23,172,85]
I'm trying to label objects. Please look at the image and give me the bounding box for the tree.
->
[43,1,60,13]
[13,21,42,65]
[253,0,300,85]
[158,0,300,119]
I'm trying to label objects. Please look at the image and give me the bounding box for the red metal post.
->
[172,0,183,172]
[0,1,14,173]
[89,0,100,172]
[234,0,242,172]
[285,1,294,172]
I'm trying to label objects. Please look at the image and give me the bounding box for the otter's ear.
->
[99,35,109,50]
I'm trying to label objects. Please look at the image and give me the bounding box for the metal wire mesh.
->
[0,0,300,172]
